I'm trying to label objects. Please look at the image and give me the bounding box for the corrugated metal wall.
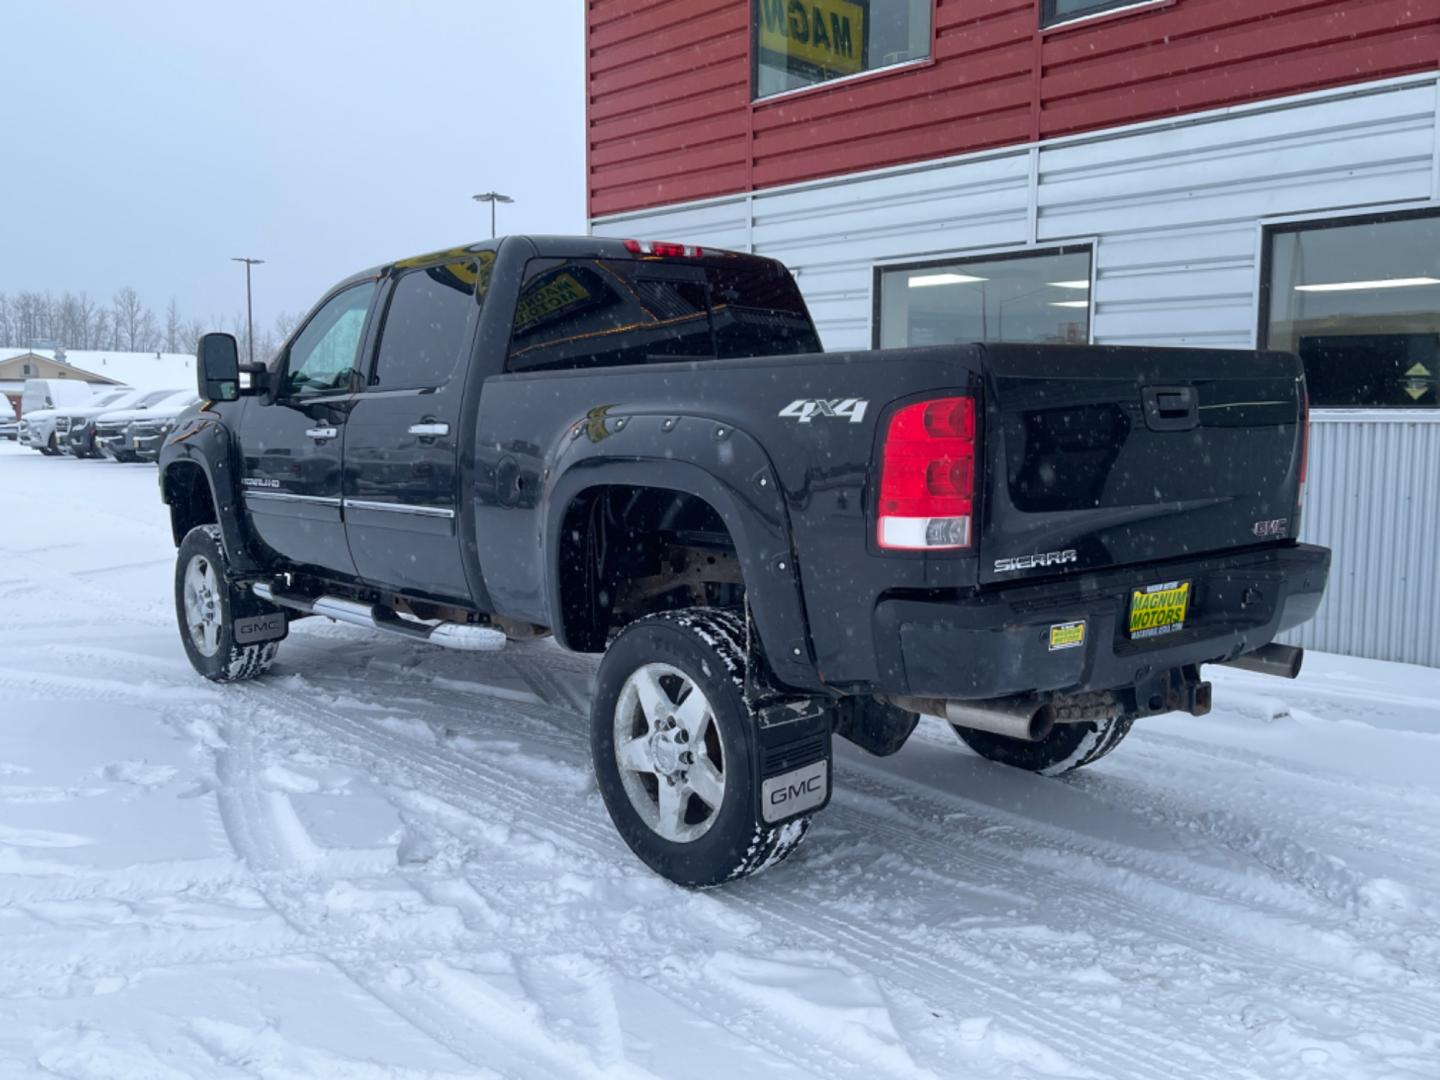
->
[1282,414,1440,668]
[598,75,1439,352]
[594,74,1440,665]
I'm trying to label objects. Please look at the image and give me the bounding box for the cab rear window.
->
[506,257,820,373]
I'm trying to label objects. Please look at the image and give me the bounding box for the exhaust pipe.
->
[1214,643,1304,680]
[889,694,1056,743]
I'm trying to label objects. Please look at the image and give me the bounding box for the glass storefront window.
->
[877,248,1092,349]
[753,0,931,100]
[1265,211,1440,408]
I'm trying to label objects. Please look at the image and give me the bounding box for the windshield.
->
[137,390,178,408]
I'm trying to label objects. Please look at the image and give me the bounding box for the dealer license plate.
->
[1128,580,1191,640]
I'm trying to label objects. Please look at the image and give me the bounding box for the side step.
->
[253,583,506,652]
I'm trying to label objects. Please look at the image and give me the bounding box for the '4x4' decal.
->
[779,398,868,424]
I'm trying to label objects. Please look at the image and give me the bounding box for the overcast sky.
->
[0,0,585,332]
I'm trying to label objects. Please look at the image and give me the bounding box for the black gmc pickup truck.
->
[159,235,1329,887]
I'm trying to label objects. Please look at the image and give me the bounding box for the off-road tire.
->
[174,525,280,683]
[953,713,1134,776]
[591,608,812,888]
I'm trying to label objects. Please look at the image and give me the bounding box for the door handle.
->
[305,426,338,440]
[408,422,450,438]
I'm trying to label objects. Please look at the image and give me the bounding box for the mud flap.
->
[754,700,832,825]
[233,610,288,646]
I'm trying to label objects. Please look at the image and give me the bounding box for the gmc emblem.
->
[761,760,828,823]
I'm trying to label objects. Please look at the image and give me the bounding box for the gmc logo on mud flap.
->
[761,760,828,823]
[234,612,286,645]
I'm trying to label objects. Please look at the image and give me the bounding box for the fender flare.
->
[159,416,262,576]
[543,413,823,693]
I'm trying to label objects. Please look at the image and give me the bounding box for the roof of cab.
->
[338,235,758,289]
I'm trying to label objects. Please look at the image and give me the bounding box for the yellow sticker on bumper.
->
[1049,621,1086,651]
[1129,581,1191,639]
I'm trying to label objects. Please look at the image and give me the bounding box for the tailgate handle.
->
[1142,386,1199,432]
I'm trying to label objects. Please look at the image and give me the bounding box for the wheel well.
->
[555,485,745,652]
[163,462,217,547]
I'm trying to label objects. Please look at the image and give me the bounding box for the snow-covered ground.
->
[2,436,1438,1080]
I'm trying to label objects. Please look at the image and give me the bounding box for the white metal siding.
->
[1281,415,1440,668]
[594,73,1440,666]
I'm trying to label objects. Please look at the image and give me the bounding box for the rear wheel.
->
[174,525,280,682]
[952,714,1134,776]
[591,609,812,887]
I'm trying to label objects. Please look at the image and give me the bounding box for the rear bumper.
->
[872,543,1330,700]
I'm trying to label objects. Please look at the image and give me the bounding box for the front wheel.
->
[174,525,281,682]
[952,713,1134,776]
[591,609,812,888]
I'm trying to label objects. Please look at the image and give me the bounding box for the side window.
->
[369,261,478,390]
[283,281,376,397]
[506,259,714,373]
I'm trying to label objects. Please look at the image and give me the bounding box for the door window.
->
[283,282,376,397]
[369,261,479,390]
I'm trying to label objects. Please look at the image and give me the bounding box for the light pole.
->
[471,191,514,239]
[231,257,264,364]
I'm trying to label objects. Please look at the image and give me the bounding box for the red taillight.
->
[877,396,977,551]
[623,239,704,258]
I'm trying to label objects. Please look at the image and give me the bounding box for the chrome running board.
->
[253,583,505,652]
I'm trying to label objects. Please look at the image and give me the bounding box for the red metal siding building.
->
[587,0,1439,218]
[586,3,1440,667]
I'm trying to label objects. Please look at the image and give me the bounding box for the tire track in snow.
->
[221,673,1210,1080]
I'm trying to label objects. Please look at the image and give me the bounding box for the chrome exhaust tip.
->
[889,694,1056,743]
[1214,643,1304,680]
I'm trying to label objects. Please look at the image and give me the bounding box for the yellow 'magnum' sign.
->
[757,0,866,78]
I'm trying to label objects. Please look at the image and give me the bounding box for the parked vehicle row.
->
[13,377,196,462]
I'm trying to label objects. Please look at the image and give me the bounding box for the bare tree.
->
[112,287,149,351]
[75,292,99,348]
[164,298,183,353]
[182,318,207,355]
[273,310,299,343]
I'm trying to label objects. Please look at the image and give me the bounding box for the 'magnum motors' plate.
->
[1129,580,1191,640]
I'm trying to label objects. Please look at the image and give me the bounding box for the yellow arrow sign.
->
[1406,362,1432,378]
[1404,383,1430,401]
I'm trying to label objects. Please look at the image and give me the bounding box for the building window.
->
[1263,210,1439,409]
[876,247,1093,349]
[753,0,931,100]
[23,363,34,375]
[1041,0,1153,27]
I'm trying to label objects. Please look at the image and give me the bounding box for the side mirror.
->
[197,333,240,402]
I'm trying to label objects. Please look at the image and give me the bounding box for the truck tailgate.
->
[978,344,1305,586]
